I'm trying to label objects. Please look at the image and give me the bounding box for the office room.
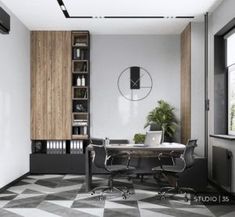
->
[0,0,235,216]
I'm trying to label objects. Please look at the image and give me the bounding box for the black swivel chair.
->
[152,139,197,200]
[90,139,135,199]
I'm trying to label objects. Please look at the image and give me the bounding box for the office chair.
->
[90,139,135,199]
[152,139,197,201]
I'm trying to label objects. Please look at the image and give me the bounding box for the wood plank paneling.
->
[181,24,191,144]
[62,32,72,139]
[31,31,71,140]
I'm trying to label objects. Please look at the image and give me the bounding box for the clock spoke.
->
[140,86,151,88]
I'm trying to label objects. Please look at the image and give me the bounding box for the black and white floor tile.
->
[0,174,234,217]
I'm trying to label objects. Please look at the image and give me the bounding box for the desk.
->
[85,143,185,192]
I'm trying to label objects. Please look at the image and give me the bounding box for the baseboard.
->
[0,172,30,193]
[208,178,235,197]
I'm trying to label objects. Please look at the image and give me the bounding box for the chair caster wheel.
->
[91,191,95,195]
[184,193,189,202]
[160,195,166,200]
[122,194,127,199]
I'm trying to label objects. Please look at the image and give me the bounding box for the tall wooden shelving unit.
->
[71,31,90,140]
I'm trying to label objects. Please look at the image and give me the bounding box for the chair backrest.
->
[144,131,163,146]
[92,145,107,169]
[90,138,107,169]
[182,139,197,168]
[186,139,197,147]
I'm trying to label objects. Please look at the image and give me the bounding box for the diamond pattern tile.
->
[0,174,234,217]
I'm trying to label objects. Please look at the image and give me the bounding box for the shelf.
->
[72,112,88,115]
[72,60,88,63]
[72,71,88,74]
[72,135,88,139]
[73,98,88,100]
[72,125,88,127]
[72,45,89,49]
[72,86,88,88]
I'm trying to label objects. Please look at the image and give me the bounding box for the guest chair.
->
[152,139,197,201]
[90,139,135,199]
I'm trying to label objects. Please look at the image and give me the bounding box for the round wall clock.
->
[117,66,153,101]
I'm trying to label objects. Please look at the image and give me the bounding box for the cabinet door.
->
[31,31,71,140]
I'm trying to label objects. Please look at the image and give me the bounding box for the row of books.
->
[74,42,87,47]
[47,141,66,154]
[70,140,83,154]
[73,120,88,126]
[46,141,83,154]
[73,126,88,135]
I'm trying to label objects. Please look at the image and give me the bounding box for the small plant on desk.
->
[133,134,146,144]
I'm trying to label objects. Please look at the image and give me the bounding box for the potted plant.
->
[144,100,178,142]
[133,133,146,144]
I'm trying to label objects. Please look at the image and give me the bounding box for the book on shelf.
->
[84,89,88,98]
[83,126,87,135]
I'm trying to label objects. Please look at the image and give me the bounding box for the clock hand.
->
[131,80,136,84]
[132,74,144,86]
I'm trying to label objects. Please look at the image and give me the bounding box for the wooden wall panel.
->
[181,24,191,144]
[31,31,71,140]
[61,32,72,139]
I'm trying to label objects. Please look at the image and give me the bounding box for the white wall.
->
[208,0,235,192]
[90,35,180,142]
[191,22,205,156]
[0,1,30,188]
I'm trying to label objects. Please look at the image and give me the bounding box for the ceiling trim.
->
[57,0,195,20]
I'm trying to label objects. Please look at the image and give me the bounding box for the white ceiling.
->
[1,0,223,34]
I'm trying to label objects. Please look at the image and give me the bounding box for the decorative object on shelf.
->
[75,103,86,112]
[144,100,178,142]
[77,76,81,86]
[117,66,152,101]
[81,75,85,86]
[74,88,87,98]
[32,141,43,153]
[83,62,87,72]
[133,133,146,144]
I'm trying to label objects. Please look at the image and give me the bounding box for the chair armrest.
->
[107,151,132,168]
[158,151,177,167]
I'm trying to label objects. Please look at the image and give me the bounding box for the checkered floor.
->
[0,174,234,217]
